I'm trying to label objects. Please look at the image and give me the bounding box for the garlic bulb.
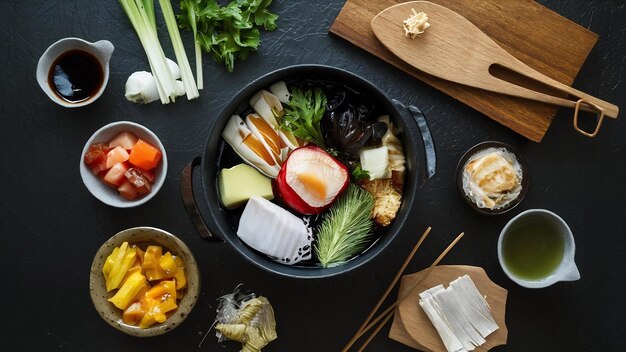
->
[165,58,181,80]
[124,58,184,104]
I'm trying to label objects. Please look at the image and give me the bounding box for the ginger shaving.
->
[403,9,430,38]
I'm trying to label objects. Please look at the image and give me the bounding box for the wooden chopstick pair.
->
[342,227,465,352]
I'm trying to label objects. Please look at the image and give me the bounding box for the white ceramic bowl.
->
[80,121,167,207]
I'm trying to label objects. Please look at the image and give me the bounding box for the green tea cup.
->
[498,209,580,288]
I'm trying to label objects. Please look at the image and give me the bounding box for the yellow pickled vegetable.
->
[138,280,178,328]
[102,243,186,329]
[134,246,145,266]
[123,302,144,325]
[142,246,166,281]
[159,252,178,278]
[102,247,119,277]
[108,271,148,310]
[120,258,143,287]
[105,243,138,292]
[174,256,187,290]
[138,299,159,329]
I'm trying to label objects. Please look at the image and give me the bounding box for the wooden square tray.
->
[330,0,598,142]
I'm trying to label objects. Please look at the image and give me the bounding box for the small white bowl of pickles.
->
[89,227,200,337]
[80,121,167,208]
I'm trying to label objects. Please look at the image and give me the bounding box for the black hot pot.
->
[181,65,436,278]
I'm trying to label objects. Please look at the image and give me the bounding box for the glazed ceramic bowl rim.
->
[79,121,167,208]
[89,226,200,336]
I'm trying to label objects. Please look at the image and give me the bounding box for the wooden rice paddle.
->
[343,231,465,351]
[371,1,619,137]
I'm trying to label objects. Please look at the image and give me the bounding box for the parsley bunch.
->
[178,0,278,72]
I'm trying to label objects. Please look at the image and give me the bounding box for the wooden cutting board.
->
[330,0,598,142]
[389,265,508,351]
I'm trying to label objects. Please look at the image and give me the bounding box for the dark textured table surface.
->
[1,1,624,351]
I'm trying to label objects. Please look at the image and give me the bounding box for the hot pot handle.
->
[181,156,224,242]
[392,99,437,182]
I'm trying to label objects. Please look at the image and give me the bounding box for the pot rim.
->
[199,64,423,278]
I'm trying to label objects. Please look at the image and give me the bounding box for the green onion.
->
[119,0,199,103]
[119,0,179,103]
[180,0,203,89]
[158,0,199,99]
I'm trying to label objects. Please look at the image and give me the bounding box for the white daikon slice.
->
[419,276,500,352]
[237,196,312,265]
[443,287,488,346]
[419,284,445,299]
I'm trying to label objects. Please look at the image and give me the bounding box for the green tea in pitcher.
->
[502,218,565,280]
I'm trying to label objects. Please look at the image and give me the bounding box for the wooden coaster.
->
[389,265,508,351]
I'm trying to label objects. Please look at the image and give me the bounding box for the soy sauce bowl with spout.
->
[36,37,114,108]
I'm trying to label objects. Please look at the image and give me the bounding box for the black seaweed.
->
[322,85,388,157]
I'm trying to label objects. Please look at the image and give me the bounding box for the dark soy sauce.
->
[48,49,103,103]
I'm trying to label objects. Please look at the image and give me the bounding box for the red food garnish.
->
[274,145,349,215]
[85,143,110,168]
[118,181,139,200]
[137,168,155,183]
[128,139,162,171]
[91,162,109,175]
[124,168,152,195]
[84,133,161,201]
[103,162,131,187]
